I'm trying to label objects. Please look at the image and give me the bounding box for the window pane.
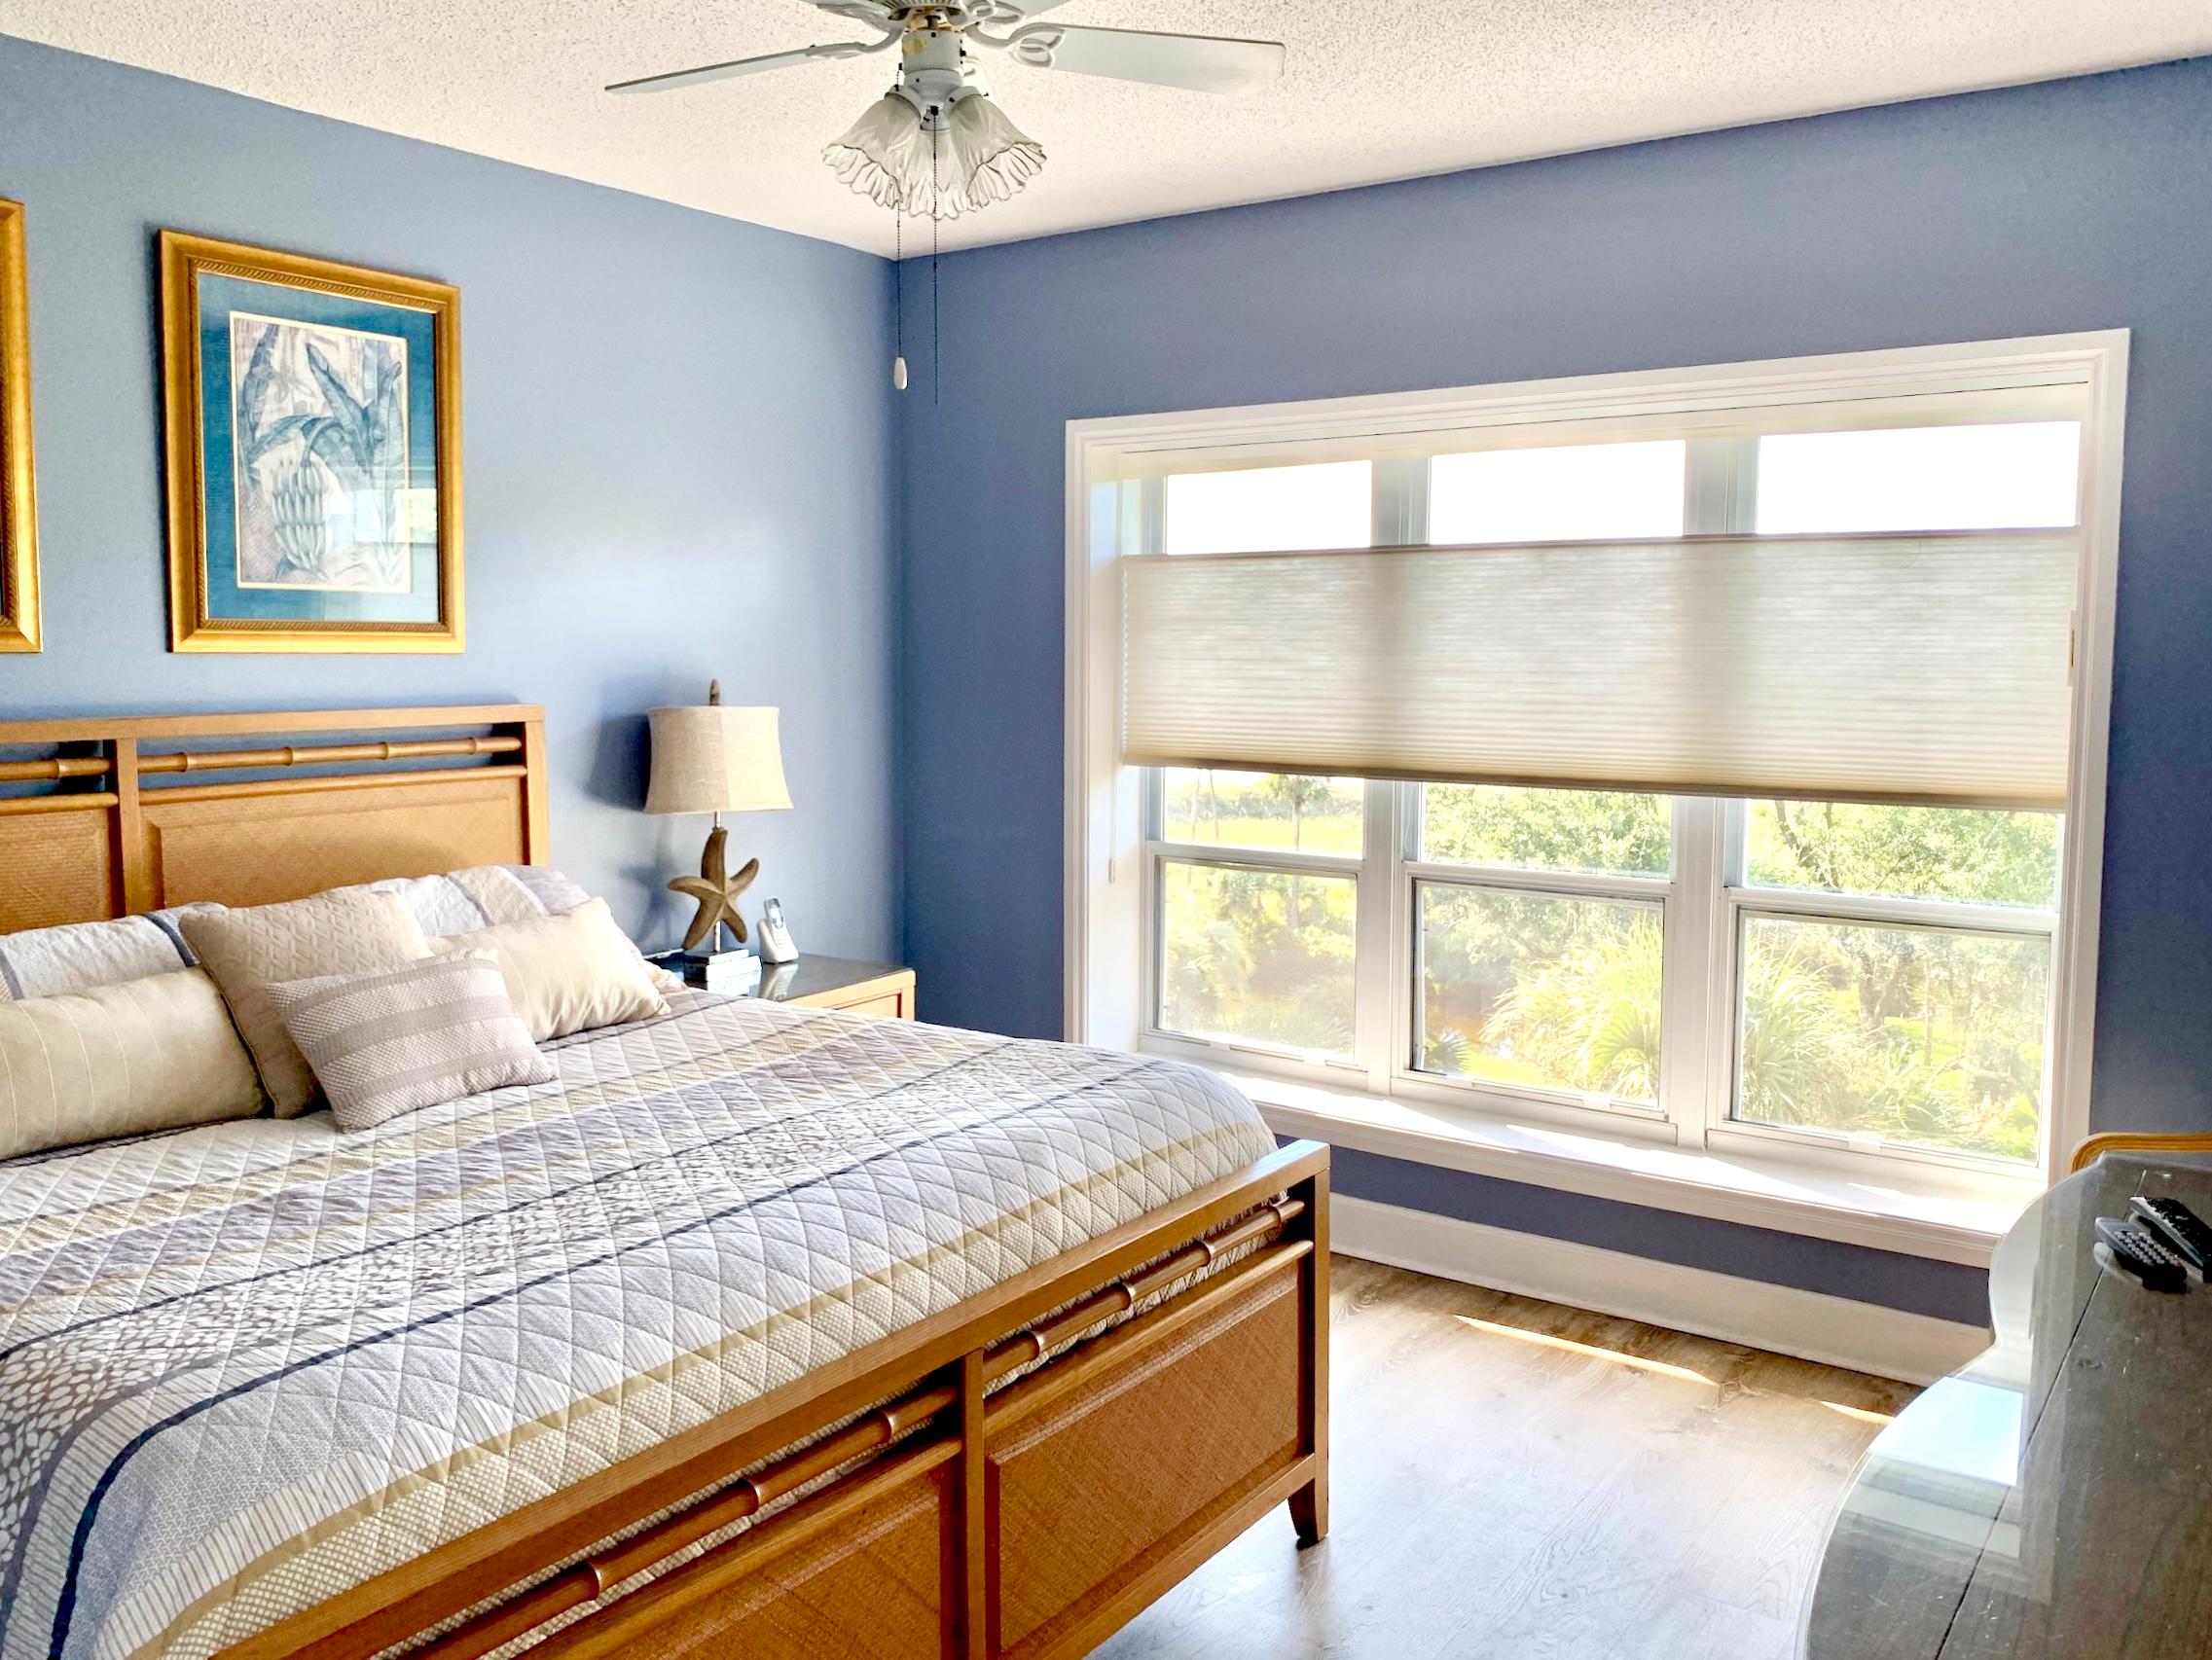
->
[1429,441,1686,544]
[1744,801,2060,909]
[1415,884,1663,1102]
[1158,860,1357,1055]
[1163,460,1371,555]
[1160,770,1363,855]
[1735,914,2047,1163]
[1755,422,2079,534]
[1421,785,1670,878]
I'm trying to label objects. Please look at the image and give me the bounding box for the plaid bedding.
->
[0,994,1274,1660]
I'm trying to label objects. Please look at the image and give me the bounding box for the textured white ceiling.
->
[8,0,2211,255]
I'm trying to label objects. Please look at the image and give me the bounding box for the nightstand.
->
[648,950,916,1019]
[759,955,917,1020]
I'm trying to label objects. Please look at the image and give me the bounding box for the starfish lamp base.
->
[671,824,759,955]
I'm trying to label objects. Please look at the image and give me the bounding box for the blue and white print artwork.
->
[183,254,448,638]
[228,313,413,593]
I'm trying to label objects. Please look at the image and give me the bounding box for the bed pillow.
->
[434,867,685,993]
[180,889,433,1118]
[269,950,556,1134]
[0,969,266,1159]
[0,905,223,1003]
[432,898,670,1041]
[360,865,598,935]
[364,866,683,994]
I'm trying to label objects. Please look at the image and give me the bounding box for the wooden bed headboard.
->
[0,704,549,932]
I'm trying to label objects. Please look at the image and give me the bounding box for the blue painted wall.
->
[898,58,2212,1322]
[0,36,902,958]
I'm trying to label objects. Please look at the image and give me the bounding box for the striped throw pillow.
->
[267,950,555,1133]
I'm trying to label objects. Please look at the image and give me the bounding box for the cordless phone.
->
[2094,1215,2190,1293]
[2130,1195,2212,1280]
[756,897,799,964]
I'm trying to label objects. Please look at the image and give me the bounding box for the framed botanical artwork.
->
[0,198,38,654]
[159,232,462,653]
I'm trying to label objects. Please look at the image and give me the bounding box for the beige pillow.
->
[181,890,432,1117]
[0,969,266,1159]
[269,950,556,1134]
[434,898,669,1042]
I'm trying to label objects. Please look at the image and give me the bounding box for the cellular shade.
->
[1121,532,2078,811]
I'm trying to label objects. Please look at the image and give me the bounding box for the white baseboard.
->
[1333,1195,1989,1386]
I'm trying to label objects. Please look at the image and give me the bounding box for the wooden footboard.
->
[220,1139,1330,1660]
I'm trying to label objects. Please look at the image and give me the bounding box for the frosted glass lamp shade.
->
[824,95,931,214]
[645,704,792,816]
[946,94,1044,211]
[822,90,1043,219]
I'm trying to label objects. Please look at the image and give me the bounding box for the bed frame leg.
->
[1289,1478,1328,1546]
[1290,1164,1329,1547]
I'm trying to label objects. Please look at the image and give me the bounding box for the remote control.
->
[2094,1216,2190,1293]
[2130,1195,2212,1279]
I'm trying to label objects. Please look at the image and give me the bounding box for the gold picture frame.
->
[0,198,39,654]
[159,231,464,654]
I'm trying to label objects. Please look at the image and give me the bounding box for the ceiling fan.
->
[606,1,1288,221]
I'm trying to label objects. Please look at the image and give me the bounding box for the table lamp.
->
[645,681,792,969]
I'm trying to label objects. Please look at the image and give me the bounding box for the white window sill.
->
[1227,1069,2036,1268]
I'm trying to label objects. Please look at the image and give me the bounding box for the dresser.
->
[1802,1154,2212,1657]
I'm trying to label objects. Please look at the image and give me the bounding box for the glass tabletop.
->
[752,955,908,1004]
[654,951,908,1001]
[1802,1154,2212,1657]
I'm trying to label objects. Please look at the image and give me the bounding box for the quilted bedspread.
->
[0,994,1275,1660]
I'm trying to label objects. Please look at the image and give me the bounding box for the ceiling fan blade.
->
[966,0,1080,23]
[1000,24,1285,94]
[807,0,905,23]
[606,41,874,95]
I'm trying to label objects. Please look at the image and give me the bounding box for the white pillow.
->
[358,866,597,936]
[0,906,223,1003]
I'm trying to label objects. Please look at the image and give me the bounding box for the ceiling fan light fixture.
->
[823,87,1045,219]
[617,1,1285,223]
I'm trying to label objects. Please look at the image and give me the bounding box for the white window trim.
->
[1065,332,2128,1260]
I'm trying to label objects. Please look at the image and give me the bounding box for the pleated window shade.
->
[1121,531,2079,811]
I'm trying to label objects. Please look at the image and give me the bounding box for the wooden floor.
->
[1098,1257,1920,1660]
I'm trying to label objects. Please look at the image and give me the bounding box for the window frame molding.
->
[1065,333,2129,1240]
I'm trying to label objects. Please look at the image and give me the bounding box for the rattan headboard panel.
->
[143,775,532,910]
[0,705,549,932]
[0,806,114,931]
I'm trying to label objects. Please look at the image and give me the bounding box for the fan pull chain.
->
[930,123,942,405]
[891,208,907,391]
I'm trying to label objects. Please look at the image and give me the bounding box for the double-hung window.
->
[1070,336,2125,1240]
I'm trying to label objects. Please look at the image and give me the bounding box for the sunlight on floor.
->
[1453,1314,1717,1387]
[1820,1399,1896,1425]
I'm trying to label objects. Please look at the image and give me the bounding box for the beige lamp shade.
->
[645,703,793,816]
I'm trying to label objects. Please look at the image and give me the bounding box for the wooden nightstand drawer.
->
[830,991,911,1020]
[771,957,916,1020]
